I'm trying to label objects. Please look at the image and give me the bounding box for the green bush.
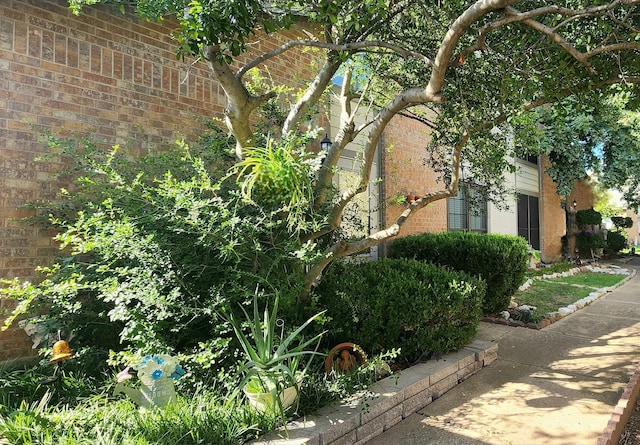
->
[606,231,627,253]
[575,207,602,228]
[576,230,607,255]
[388,232,528,314]
[315,259,485,365]
[2,129,323,383]
[611,216,633,230]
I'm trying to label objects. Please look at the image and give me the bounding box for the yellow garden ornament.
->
[50,339,73,363]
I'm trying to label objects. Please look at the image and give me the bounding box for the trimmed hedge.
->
[606,231,627,253]
[388,232,528,314]
[315,259,485,365]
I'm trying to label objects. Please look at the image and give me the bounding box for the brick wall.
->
[540,156,566,261]
[626,210,639,246]
[1,0,219,279]
[0,0,315,361]
[569,180,596,215]
[381,113,447,255]
[0,298,36,362]
[540,154,596,261]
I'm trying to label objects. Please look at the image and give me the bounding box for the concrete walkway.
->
[366,260,640,445]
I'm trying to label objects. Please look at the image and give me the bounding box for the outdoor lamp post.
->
[320,134,332,151]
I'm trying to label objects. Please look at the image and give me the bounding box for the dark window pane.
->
[517,195,528,229]
[448,186,486,233]
[530,229,540,250]
[517,194,540,249]
[516,152,539,165]
[530,197,539,229]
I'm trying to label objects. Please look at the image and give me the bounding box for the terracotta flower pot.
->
[324,342,367,376]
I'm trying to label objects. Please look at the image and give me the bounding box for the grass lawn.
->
[513,271,628,316]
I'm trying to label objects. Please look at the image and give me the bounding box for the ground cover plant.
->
[0,350,400,444]
[0,378,279,445]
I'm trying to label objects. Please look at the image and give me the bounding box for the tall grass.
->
[0,360,283,444]
[0,389,278,444]
[0,354,393,444]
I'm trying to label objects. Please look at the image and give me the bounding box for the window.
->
[516,152,539,165]
[448,185,487,233]
[518,194,540,249]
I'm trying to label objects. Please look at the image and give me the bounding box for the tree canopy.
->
[517,92,640,209]
[67,0,640,285]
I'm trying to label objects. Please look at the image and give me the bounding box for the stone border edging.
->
[250,340,498,445]
[483,265,636,330]
[597,362,640,445]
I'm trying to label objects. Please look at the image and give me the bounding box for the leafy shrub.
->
[2,129,324,384]
[606,230,627,253]
[314,259,485,365]
[576,230,606,255]
[611,216,633,230]
[575,207,602,228]
[232,136,319,234]
[388,232,528,314]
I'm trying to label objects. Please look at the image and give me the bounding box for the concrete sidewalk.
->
[366,260,640,445]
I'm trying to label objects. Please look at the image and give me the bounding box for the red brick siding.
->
[381,114,447,251]
[0,0,316,361]
[626,210,639,246]
[540,156,566,261]
[540,156,595,261]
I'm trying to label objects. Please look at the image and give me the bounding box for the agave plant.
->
[227,292,325,415]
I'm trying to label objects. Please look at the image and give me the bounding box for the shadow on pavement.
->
[365,261,640,445]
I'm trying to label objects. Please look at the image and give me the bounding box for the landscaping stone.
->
[485,265,637,331]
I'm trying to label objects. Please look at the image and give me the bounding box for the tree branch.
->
[586,42,640,58]
[302,130,468,293]
[460,1,640,66]
[306,85,446,244]
[427,0,519,99]
[282,56,341,135]
[504,7,596,74]
[203,45,276,159]
[311,68,359,210]
[238,39,433,78]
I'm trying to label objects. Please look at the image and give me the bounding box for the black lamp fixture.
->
[320,133,332,151]
[573,200,577,208]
